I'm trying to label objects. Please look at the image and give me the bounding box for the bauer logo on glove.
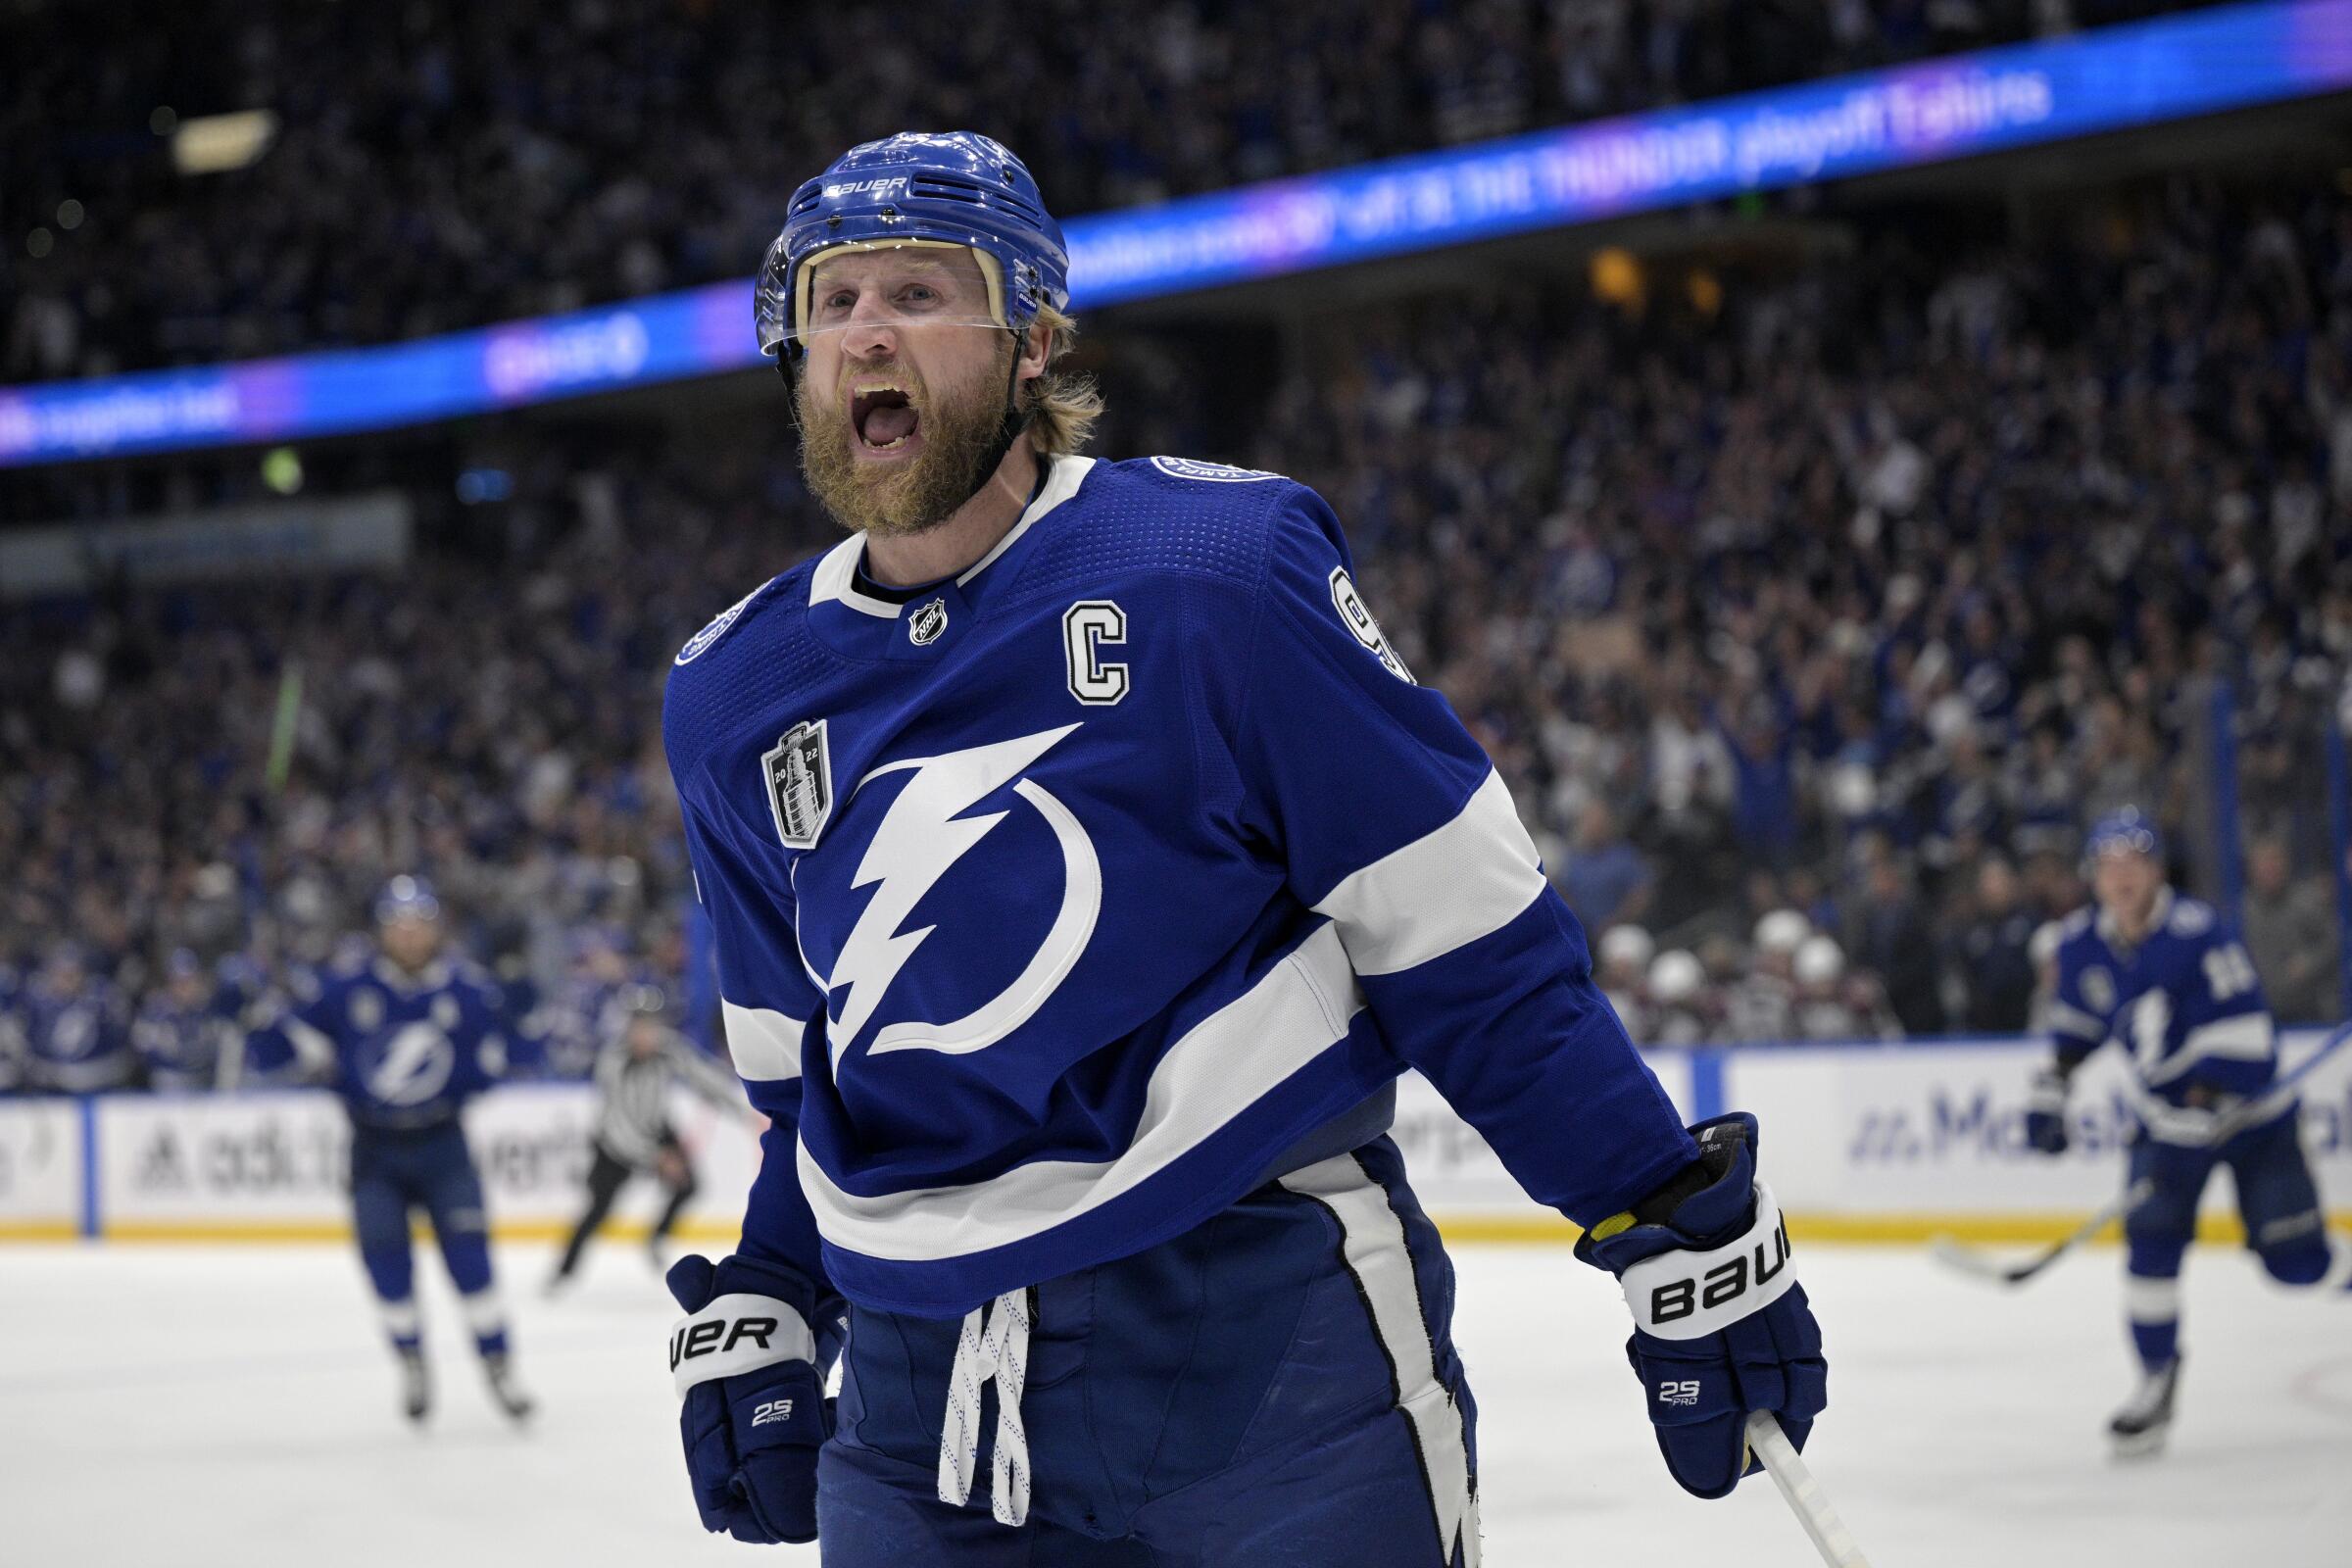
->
[1628,1188,1796,1337]
[1577,1113,1829,1500]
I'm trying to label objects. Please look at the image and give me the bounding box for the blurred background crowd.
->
[8,0,2209,380]
[4,0,2348,1093]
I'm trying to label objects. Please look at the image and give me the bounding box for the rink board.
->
[2,1029,2345,1244]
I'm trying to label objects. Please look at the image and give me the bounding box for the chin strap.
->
[967,324,1035,489]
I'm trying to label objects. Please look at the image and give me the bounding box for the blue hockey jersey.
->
[280,955,512,1131]
[221,957,318,1086]
[2048,889,2279,1142]
[133,993,238,1093]
[21,973,134,1093]
[531,968,647,1080]
[664,455,1697,1318]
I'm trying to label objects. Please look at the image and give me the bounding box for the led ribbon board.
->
[5,0,2347,467]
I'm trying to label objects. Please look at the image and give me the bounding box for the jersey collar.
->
[808,455,1094,621]
[2095,886,2173,951]
[371,956,452,995]
[804,456,1095,660]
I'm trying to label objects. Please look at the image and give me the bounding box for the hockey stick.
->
[1933,1019,2352,1287]
[1746,1412,1872,1568]
[1930,1180,2152,1286]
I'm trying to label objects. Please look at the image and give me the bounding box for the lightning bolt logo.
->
[365,1021,455,1106]
[827,723,1101,1059]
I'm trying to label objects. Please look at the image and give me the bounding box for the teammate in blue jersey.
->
[20,944,135,1093]
[279,877,535,1426]
[658,131,1826,1564]
[220,952,318,1085]
[2027,809,2349,1454]
[132,950,241,1092]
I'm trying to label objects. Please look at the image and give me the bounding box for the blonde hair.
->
[1021,302,1102,457]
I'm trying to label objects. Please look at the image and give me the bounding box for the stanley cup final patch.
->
[763,719,833,850]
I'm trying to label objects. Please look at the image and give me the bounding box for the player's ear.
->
[1015,323,1052,387]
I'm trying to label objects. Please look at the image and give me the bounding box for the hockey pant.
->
[818,1135,1481,1567]
[555,1134,698,1278]
[2123,1109,2351,1370]
[349,1121,509,1357]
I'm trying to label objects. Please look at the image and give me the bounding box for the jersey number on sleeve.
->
[2201,943,2257,1001]
[1328,567,1414,684]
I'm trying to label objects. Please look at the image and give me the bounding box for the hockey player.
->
[279,877,534,1426]
[658,132,1825,1562]
[224,951,326,1086]
[2027,809,2348,1455]
[1725,909,1809,1042]
[547,986,746,1288]
[20,944,135,1093]
[132,949,242,1092]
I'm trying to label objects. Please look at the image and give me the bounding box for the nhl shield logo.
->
[763,719,833,850]
[908,598,949,647]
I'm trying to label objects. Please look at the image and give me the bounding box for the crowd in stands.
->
[7,0,2209,383]
[0,430,831,1092]
[1244,172,2352,1041]
[6,162,2350,1084]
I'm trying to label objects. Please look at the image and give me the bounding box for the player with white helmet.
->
[1595,924,1655,1040]
[1755,908,1812,958]
[1788,936,1898,1041]
[1644,949,1713,1046]
[1727,908,1811,1042]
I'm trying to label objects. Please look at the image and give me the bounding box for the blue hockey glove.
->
[1575,1112,1828,1499]
[666,1253,831,1544]
[2024,1065,2070,1154]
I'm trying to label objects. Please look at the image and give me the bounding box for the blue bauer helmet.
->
[2083,808,2163,867]
[755,130,1070,367]
[373,875,443,926]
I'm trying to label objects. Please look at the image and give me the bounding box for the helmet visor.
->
[757,235,1008,357]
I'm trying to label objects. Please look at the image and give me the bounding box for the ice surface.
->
[2,1240,2346,1566]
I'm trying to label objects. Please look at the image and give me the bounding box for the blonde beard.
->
[796,338,1016,539]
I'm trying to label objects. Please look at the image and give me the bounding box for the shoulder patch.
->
[1150,456,1283,484]
[1328,566,1415,684]
[2059,909,2094,939]
[676,581,770,666]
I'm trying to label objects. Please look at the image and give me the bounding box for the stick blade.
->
[1929,1233,2024,1284]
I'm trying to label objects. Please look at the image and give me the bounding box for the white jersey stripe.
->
[1281,1152,1479,1568]
[2043,999,2105,1042]
[1312,769,1546,977]
[2168,1011,2274,1073]
[799,921,1366,1261]
[723,1001,808,1083]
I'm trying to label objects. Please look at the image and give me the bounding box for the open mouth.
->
[852,385,921,454]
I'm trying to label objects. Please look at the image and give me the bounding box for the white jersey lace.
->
[935,1288,1033,1527]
